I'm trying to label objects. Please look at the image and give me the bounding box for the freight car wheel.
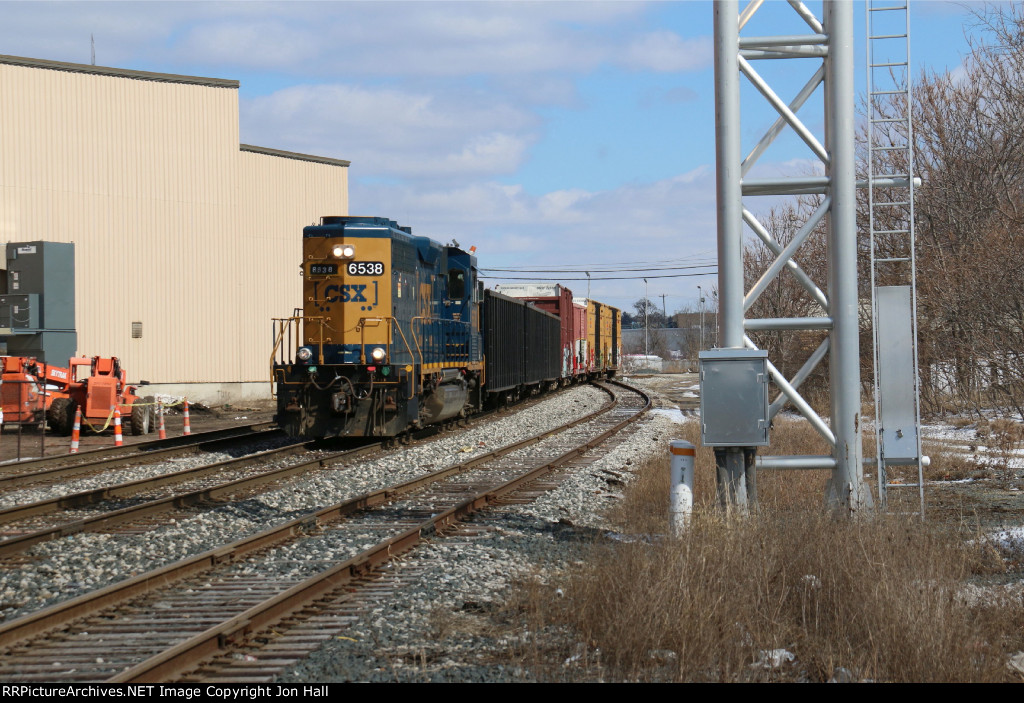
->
[47,398,76,436]
[131,397,154,435]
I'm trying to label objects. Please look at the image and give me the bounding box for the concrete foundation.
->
[135,382,273,406]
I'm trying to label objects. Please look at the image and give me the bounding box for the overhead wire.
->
[480,263,716,274]
[481,270,717,281]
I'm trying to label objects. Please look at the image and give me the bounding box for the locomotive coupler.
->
[331,390,352,414]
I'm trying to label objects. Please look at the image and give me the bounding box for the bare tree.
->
[864,3,1024,415]
[743,4,1024,417]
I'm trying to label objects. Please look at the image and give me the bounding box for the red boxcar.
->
[493,283,585,382]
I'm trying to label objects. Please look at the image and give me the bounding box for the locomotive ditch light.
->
[332,244,356,259]
[297,347,313,362]
[371,347,386,362]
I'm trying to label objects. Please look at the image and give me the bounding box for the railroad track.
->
[0,383,601,556]
[0,380,649,683]
[0,437,332,556]
[0,423,281,488]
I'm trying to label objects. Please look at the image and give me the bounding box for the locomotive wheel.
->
[47,398,76,436]
[131,397,154,435]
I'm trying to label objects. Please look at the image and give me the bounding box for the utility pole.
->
[712,290,719,348]
[698,285,705,352]
[644,278,649,356]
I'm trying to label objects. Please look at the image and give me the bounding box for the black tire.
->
[47,398,76,436]
[130,397,154,435]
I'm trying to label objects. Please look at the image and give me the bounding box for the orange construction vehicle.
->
[0,356,66,427]
[45,356,154,436]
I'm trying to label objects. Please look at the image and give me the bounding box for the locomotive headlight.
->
[297,347,313,362]
[332,244,356,259]
[371,347,386,362]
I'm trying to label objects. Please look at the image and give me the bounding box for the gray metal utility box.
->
[875,285,920,465]
[699,348,770,447]
[6,242,75,330]
[0,294,40,330]
[1,241,76,364]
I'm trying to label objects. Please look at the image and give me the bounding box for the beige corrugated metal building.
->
[0,55,349,402]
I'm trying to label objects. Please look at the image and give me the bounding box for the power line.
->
[481,263,716,274]
[480,254,717,270]
[481,270,716,280]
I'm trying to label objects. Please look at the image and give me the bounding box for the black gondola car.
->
[482,289,560,402]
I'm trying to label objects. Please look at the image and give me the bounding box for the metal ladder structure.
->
[707,0,924,514]
[708,0,871,513]
[865,1,924,514]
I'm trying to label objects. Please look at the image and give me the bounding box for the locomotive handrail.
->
[389,318,419,399]
[269,314,328,394]
[357,316,418,399]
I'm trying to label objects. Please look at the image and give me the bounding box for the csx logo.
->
[324,284,368,303]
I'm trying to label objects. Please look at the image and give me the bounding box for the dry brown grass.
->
[507,418,1024,682]
[923,440,979,481]
[977,418,1024,471]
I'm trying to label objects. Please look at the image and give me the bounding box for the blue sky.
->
[0,1,985,313]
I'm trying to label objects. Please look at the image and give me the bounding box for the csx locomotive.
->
[271,215,620,439]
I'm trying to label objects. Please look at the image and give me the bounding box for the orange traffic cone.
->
[113,408,123,447]
[158,401,166,440]
[182,400,191,436]
[70,406,81,454]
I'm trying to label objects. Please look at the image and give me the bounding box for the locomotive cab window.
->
[448,269,466,299]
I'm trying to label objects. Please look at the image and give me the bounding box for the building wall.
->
[237,147,349,383]
[0,57,348,391]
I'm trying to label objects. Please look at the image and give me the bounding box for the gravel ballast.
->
[277,378,689,682]
[0,384,614,623]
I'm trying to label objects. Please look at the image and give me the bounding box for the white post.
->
[670,440,696,535]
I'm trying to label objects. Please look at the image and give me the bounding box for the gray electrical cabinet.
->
[699,348,770,447]
[0,294,40,330]
[876,285,920,465]
[1,242,76,363]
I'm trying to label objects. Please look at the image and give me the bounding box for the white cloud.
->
[241,82,538,179]
[621,31,712,73]
[176,21,322,67]
[207,5,706,78]
[0,2,709,83]
[347,166,720,304]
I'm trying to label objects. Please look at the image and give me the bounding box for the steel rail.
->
[0,436,320,526]
[0,422,278,483]
[0,439,377,556]
[0,382,630,654]
[113,380,650,683]
[0,384,590,553]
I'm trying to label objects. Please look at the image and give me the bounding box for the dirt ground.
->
[0,400,278,465]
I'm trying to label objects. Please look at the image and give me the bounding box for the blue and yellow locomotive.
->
[272,216,484,438]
